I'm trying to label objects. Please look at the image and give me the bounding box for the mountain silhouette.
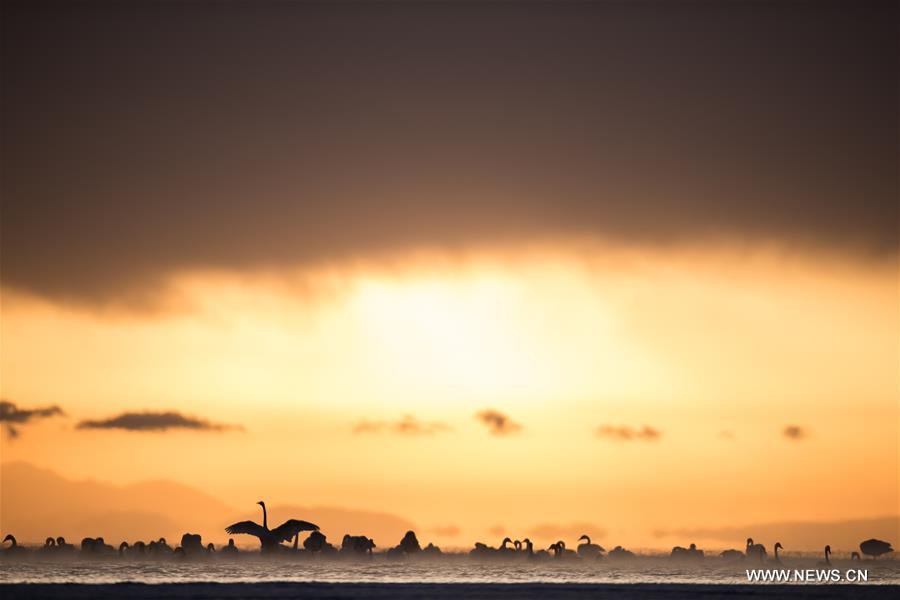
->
[0,462,415,546]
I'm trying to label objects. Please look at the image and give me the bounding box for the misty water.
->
[3,556,899,586]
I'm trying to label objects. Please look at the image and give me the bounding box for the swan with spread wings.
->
[225,501,319,552]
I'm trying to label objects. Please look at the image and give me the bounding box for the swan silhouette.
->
[225,501,319,553]
[2,534,28,558]
[550,540,576,559]
[55,537,75,554]
[772,542,783,564]
[859,538,894,559]
[577,535,605,558]
[608,545,636,559]
[745,538,766,563]
[816,545,832,567]
[671,543,702,559]
[220,538,239,557]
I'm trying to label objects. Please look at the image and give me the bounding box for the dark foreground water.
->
[2,582,900,600]
[2,558,898,598]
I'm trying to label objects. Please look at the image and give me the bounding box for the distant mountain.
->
[0,462,236,544]
[0,462,416,548]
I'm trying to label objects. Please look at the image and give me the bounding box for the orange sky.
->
[1,241,897,548]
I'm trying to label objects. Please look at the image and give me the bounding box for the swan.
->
[745,538,766,563]
[55,537,75,555]
[398,530,421,554]
[39,537,56,556]
[303,531,327,552]
[149,538,174,557]
[220,538,239,557]
[550,540,576,559]
[341,534,376,555]
[422,542,442,556]
[81,537,114,556]
[522,538,535,558]
[2,534,29,558]
[720,549,744,560]
[859,538,894,559]
[608,545,636,559]
[771,542,783,564]
[180,533,204,556]
[816,545,832,567]
[225,501,319,553]
[578,535,605,559]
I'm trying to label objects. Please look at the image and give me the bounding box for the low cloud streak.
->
[76,410,242,433]
[353,415,451,436]
[475,409,522,436]
[0,400,65,438]
[783,425,807,440]
[594,424,661,442]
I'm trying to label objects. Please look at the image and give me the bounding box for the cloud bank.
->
[0,400,65,438]
[594,425,661,442]
[475,409,522,436]
[76,410,242,433]
[353,415,451,436]
[2,1,896,306]
[783,425,807,440]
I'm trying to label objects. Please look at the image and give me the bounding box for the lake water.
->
[2,555,899,586]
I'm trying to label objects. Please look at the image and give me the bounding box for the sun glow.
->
[1,242,897,547]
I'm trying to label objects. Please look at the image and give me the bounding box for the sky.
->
[1,0,898,550]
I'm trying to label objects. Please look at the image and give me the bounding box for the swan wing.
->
[225,520,267,538]
[270,519,320,542]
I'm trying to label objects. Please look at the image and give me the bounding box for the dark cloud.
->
[352,415,451,436]
[475,409,522,436]
[783,425,807,440]
[0,399,65,438]
[594,425,661,442]
[1,1,896,306]
[527,522,607,541]
[76,410,241,432]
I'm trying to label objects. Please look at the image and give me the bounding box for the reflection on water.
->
[2,558,899,585]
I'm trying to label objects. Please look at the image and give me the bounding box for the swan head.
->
[56,537,66,545]
[579,535,590,543]
[45,537,55,546]
[557,540,566,549]
[824,545,831,553]
[774,542,783,550]
[257,501,265,508]
[502,537,513,545]
[746,538,754,547]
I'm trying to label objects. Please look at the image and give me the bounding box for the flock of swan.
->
[1,501,895,565]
